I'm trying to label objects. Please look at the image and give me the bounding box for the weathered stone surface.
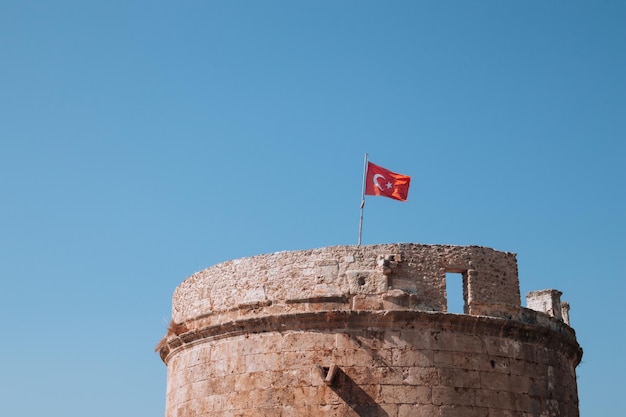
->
[159,244,582,417]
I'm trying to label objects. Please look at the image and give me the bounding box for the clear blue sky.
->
[1,1,623,416]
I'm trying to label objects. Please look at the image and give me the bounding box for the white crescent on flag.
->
[372,174,386,190]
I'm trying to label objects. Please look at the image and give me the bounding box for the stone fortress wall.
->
[158,244,582,417]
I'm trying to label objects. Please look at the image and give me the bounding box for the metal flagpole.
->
[358,153,368,246]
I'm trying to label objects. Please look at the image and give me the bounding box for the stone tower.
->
[157,244,582,417]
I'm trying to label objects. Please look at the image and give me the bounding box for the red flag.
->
[365,161,411,202]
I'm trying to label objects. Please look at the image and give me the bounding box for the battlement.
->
[171,244,520,329]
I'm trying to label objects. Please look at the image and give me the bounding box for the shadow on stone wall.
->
[330,367,389,417]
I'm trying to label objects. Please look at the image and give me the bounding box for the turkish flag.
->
[365,161,411,202]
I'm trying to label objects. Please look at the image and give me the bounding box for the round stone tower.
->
[157,244,582,417]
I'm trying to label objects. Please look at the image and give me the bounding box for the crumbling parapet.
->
[166,244,522,333]
[562,302,571,326]
[526,289,571,325]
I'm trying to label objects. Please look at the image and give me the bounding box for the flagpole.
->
[358,153,368,246]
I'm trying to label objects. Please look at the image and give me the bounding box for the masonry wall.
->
[159,244,582,417]
[169,244,521,329]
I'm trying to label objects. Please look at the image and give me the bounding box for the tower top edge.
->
[195,242,517,274]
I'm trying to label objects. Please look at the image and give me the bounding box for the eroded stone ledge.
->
[159,309,581,366]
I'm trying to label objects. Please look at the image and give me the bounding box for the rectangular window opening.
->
[445,272,467,314]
